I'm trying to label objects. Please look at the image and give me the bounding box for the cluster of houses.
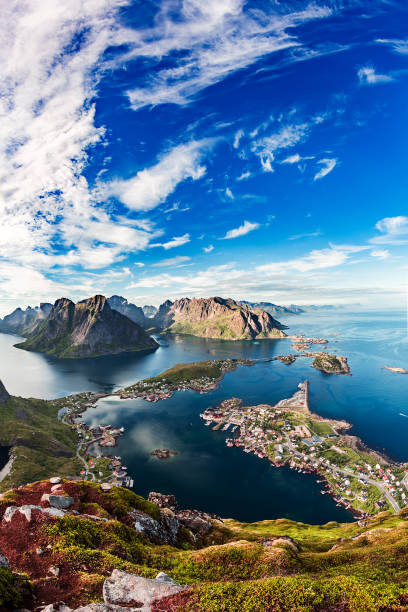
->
[200,383,408,515]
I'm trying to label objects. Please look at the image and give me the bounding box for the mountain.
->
[1,479,408,611]
[143,304,158,318]
[152,296,287,340]
[0,303,52,335]
[240,301,305,315]
[107,295,148,328]
[15,295,159,358]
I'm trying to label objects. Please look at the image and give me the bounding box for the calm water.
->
[1,310,407,522]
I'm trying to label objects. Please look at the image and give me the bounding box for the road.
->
[283,436,401,514]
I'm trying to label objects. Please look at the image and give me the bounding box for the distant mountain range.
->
[0,295,343,357]
[14,295,158,358]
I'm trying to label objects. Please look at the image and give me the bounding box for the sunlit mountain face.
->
[0,0,407,314]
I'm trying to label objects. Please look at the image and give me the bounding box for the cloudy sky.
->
[0,0,407,314]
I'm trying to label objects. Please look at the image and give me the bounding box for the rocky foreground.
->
[2,479,408,611]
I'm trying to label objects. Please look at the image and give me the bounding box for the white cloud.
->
[281,153,314,164]
[376,38,408,55]
[358,66,393,85]
[134,262,145,268]
[289,231,322,241]
[151,233,191,250]
[371,216,408,245]
[236,171,251,181]
[203,245,214,253]
[225,187,234,199]
[126,1,332,110]
[152,256,191,267]
[106,140,213,211]
[0,0,164,276]
[252,123,310,172]
[370,249,390,259]
[257,247,351,274]
[314,158,337,180]
[233,129,244,149]
[221,220,260,240]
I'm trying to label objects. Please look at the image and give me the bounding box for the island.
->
[381,365,408,374]
[150,448,178,459]
[311,353,351,375]
[200,381,407,516]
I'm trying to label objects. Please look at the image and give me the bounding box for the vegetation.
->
[3,480,408,610]
[145,360,225,384]
[0,395,79,492]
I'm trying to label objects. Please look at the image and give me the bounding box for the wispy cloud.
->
[153,256,191,267]
[257,246,351,274]
[125,1,333,111]
[225,187,234,199]
[289,231,322,241]
[233,129,244,149]
[203,245,214,253]
[151,233,191,250]
[370,216,408,245]
[106,140,214,211]
[358,66,393,85]
[314,158,337,180]
[281,153,314,164]
[370,249,390,259]
[252,123,310,172]
[236,171,251,181]
[376,38,408,55]
[221,220,260,240]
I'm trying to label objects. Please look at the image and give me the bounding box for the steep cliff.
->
[15,295,158,358]
[152,297,287,340]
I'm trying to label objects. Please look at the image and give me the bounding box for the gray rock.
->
[50,477,62,484]
[49,495,74,509]
[148,492,177,511]
[155,572,179,585]
[76,605,138,612]
[128,508,179,545]
[101,483,112,492]
[0,551,10,568]
[49,566,60,577]
[2,504,65,523]
[103,569,185,612]
[40,604,72,612]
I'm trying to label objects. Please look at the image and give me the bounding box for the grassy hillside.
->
[2,481,408,611]
[0,395,79,491]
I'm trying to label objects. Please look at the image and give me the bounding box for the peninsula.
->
[200,382,407,516]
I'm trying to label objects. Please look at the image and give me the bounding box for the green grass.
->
[0,395,80,491]
[145,360,224,384]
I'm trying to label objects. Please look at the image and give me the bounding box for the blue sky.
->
[0,0,407,314]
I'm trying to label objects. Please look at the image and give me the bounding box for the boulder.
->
[128,508,179,545]
[101,483,113,492]
[103,569,185,611]
[176,509,213,535]
[148,492,177,511]
[2,505,65,523]
[0,551,9,568]
[49,495,74,509]
[50,477,62,484]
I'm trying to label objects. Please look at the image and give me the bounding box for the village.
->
[200,381,408,517]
